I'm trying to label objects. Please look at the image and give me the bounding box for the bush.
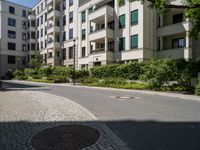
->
[195,80,200,96]
[140,59,177,88]
[38,67,52,77]
[24,68,38,77]
[47,75,69,83]
[13,70,25,79]
[75,70,89,79]
[51,66,72,78]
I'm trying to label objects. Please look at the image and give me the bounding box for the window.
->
[22,10,26,17]
[69,47,73,59]
[37,6,39,14]
[45,27,47,35]
[69,11,73,23]
[172,38,185,48]
[22,44,26,51]
[8,55,16,64]
[63,0,66,10]
[131,10,138,25]
[37,30,39,39]
[69,28,73,39]
[41,3,43,11]
[49,52,53,58]
[22,21,26,29]
[119,37,125,51]
[9,6,15,14]
[69,0,73,6]
[81,11,86,23]
[8,30,16,38]
[62,49,66,60]
[63,31,66,41]
[63,16,66,26]
[57,51,60,57]
[131,34,138,49]
[119,0,125,6]
[8,43,16,50]
[41,29,43,37]
[82,47,86,57]
[8,18,16,27]
[41,41,43,49]
[41,15,43,24]
[37,18,39,26]
[22,33,26,40]
[22,57,26,65]
[45,13,47,21]
[173,13,183,24]
[119,14,125,28]
[82,29,86,40]
[31,43,35,50]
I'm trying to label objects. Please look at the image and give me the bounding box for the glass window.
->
[131,10,138,25]
[8,43,16,50]
[69,0,73,6]
[9,6,15,14]
[69,28,73,39]
[172,38,185,48]
[69,47,73,59]
[8,18,16,27]
[173,13,183,24]
[8,30,16,38]
[81,11,86,23]
[22,10,26,17]
[119,14,125,28]
[119,37,125,51]
[8,55,16,64]
[22,33,26,40]
[82,29,86,40]
[69,11,73,23]
[82,47,86,57]
[131,34,138,49]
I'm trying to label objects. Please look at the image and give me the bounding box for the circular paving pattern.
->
[31,125,100,150]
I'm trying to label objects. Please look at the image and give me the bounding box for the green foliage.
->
[90,63,142,80]
[195,79,200,96]
[75,70,90,79]
[24,68,38,77]
[47,75,69,83]
[29,54,43,69]
[51,66,73,78]
[38,67,52,77]
[140,59,177,88]
[13,70,26,80]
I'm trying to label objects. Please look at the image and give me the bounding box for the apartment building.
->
[0,0,199,77]
[0,1,31,77]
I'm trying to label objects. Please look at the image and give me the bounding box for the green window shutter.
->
[82,11,86,23]
[119,14,125,29]
[131,10,138,25]
[131,34,138,49]
[119,37,125,51]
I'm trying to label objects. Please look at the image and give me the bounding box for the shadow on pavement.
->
[1,81,50,92]
[0,120,200,150]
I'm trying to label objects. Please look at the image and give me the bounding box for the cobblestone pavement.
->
[0,90,129,150]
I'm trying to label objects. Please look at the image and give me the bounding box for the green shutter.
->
[131,35,138,49]
[119,37,125,51]
[131,10,138,25]
[82,11,86,23]
[119,14,125,28]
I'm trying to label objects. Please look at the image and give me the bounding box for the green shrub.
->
[75,70,90,79]
[51,66,72,78]
[24,68,38,77]
[38,67,52,77]
[80,77,99,84]
[13,70,25,79]
[195,80,200,96]
[140,59,177,88]
[47,75,69,83]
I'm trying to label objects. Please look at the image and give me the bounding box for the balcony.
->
[90,48,105,54]
[89,28,114,42]
[47,25,60,35]
[47,9,60,20]
[157,21,192,37]
[89,5,114,21]
[28,15,36,20]
[157,47,192,60]
[47,40,60,49]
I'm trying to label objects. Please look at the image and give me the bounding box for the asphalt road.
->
[2,80,200,150]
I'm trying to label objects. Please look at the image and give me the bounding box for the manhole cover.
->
[112,96,135,100]
[31,125,100,150]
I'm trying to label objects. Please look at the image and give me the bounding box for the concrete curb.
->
[6,80,200,102]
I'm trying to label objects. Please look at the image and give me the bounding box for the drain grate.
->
[31,125,100,150]
[110,96,135,100]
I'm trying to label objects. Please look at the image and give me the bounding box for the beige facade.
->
[0,0,200,77]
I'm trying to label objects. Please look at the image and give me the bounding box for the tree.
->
[29,54,43,69]
[127,0,200,39]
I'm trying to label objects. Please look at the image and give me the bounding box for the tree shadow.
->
[1,81,50,92]
[0,120,200,150]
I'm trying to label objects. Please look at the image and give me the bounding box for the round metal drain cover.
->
[115,96,135,99]
[31,125,100,150]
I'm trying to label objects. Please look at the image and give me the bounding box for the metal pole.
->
[73,40,76,85]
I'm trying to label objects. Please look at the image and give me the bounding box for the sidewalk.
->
[0,90,129,150]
